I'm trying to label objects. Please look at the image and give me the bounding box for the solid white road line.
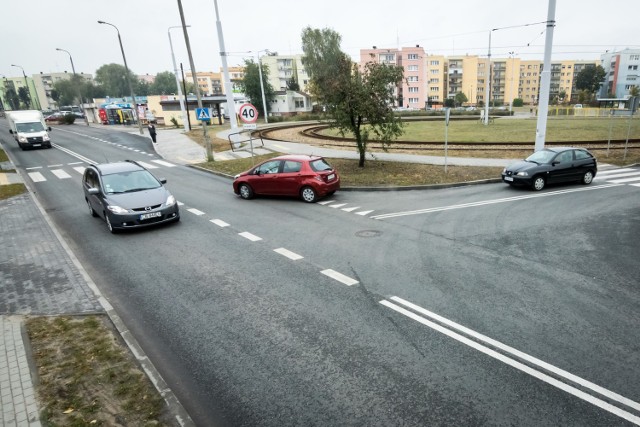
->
[28,172,46,182]
[380,299,640,425]
[371,184,622,220]
[273,248,304,260]
[187,208,205,216]
[388,296,640,413]
[320,269,359,286]
[209,219,230,227]
[239,231,262,242]
[51,169,72,179]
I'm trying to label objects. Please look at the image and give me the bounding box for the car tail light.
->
[314,175,324,182]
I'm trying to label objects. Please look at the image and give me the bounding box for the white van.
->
[7,110,52,150]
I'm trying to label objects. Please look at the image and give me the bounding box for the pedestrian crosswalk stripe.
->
[28,172,46,182]
[595,171,640,180]
[329,203,347,208]
[73,167,85,174]
[341,206,360,212]
[597,168,635,176]
[355,210,374,216]
[136,161,158,169]
[51,169,72,179]
[152,160,175,167]
[609,176,640,184]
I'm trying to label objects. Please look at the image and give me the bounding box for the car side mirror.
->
[254,169,261,176]
[87,188,100,195]
[552,161,560,166]
[47,127,52,131]
[160,178,167,184]
[9,129,13,134]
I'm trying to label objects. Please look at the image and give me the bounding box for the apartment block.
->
[32,72,93,111]
[519,61,542,105]
[260,54,309,93]
[600,48,640,98]
[185,71,223,96]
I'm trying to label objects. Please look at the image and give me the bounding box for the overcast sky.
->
[2,0,639,79]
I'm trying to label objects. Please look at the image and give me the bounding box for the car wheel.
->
[582,170,594,185]
[300,186,317,203]
[238,183,254,200]
[105,214,118,234]
[86,199,97,217]
[532,176,545,191]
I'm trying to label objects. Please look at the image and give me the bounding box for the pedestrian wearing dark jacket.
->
[148,123,157,143]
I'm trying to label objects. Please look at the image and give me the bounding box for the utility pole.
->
[176,0,213,161]
[56,48,89,126]
[168,26,190,131]
[214,0,238,130]
[534,0,557,152]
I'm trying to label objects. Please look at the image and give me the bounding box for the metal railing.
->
[227,128,264,152]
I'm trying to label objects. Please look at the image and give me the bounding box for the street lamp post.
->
[168,25,190,132]
[508,51,516,115]
[256,49,270,124]
[97,20,144,135]
[56,48,89,126]
[11,64,38,110]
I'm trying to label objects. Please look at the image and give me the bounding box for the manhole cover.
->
[355,230,381,238]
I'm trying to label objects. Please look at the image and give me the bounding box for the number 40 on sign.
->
[238,103,258,124]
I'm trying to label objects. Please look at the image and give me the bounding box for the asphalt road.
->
[2,122,639,426]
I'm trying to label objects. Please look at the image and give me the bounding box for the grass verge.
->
[26,315,173,427]
[0,183,27,200]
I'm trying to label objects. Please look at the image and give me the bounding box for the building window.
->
[430,69,439,74]
[408,87,419,93]
[408,97,419,103]
[295,99,305,108]
[407,65,419,71]
[430,60,439,65]
[407,54,419,60]
[379,54,395,63]
[430,87,439,92]
[630,55,640,61]
[408,76,419,82]
[628,65,638,70]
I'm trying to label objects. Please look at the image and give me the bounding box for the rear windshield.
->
[310,159,333,172]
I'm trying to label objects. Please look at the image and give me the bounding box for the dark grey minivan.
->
[82,160,180,233]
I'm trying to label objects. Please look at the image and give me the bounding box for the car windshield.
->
[525,150,556,164]
[310,158,333,172]
[102,170,161,194]
[16,122,45,132]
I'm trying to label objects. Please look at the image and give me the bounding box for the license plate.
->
[32,144,41,147]
[327,173,335,181]
[140,212,162,220]
[504,176,514,182]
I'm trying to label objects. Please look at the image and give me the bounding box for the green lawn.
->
[318,116,640,143]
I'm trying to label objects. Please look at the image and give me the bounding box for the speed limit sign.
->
[238,103,258,124]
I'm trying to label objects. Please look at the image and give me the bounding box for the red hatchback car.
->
[233,155,340,203]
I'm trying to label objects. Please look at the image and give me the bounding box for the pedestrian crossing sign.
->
[196,108,211,121]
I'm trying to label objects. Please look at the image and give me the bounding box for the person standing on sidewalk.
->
[148,123,157,143]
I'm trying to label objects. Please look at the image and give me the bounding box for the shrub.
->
[170,117,179,127]
[513,98,524,107]
[62,114,76,125]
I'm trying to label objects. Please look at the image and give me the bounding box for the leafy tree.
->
[513,98,524,107]
[239,58,275,117]
[558,90,567,104]
[136,80,151,96]
[150,71,178,95]
[84,81,106,100]
[575,65,606,95]
[302,26,404,167]
[286,76,300,91]
[18,87,31,108]
[95,63,139,97]
[477,100,485,108]
[454,91,468,107]
[444,98,455,108]
[629,85,639,97]
[4,87,19,110]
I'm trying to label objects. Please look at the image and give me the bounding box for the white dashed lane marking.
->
[210,219,230,227]
[152,160,176,167]
[187,208,205,216]
[320,269,359,286]
[273,248,303,260]
[239,232,262,242]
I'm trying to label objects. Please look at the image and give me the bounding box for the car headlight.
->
[502,168,506,174]
[516,171,529,177]
[43,134,50,141]
[18,136,27,143]
[106,205,129,214]
[234,174,240,179]
[166,194,176,206]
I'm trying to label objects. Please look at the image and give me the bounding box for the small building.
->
[269,91,312,117]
